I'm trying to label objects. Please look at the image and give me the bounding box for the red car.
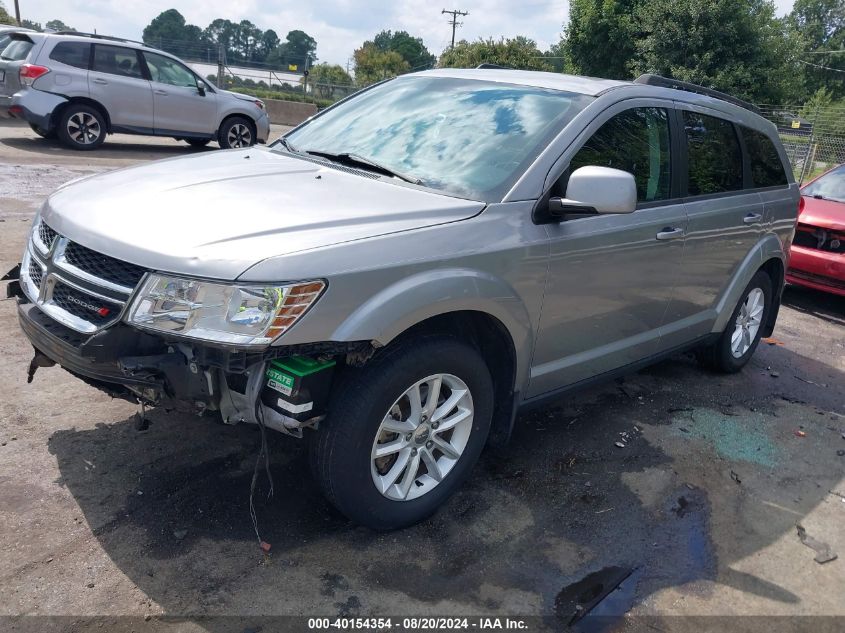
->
[786,164,845,296]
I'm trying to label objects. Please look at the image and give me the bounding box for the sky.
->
[14,0,797,69]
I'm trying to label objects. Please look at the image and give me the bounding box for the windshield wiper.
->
[277,137,299,153]
[304,149,423,185]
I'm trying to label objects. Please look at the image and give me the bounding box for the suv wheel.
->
[218,117,255,149]
[29,123,55,139]
[696,270,772,373]
[312,337,494,530]
[57,105,106,150]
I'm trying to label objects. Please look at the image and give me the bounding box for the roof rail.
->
[476,63,509,70]
[634,74,760,115]
[53,31,158,50]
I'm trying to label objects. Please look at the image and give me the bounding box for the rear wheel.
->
[57,105,106,150]
[29,123,55,139]
[696,270,772,373]
[312,337,494,530]
[217,116,255,149]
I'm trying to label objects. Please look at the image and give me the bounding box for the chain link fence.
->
[757,104,845,185]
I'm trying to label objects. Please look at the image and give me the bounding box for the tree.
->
[631,0,796,103]
[144,9,209,59]
[372,30,435,70]
[787,0,845,98]
[353,43,409,85]
[438,36,552,71]
[564,0,637,79]
[306,63,354,98]
[0,2,15,26]
[46,19,75,31]
[21,19,41,30]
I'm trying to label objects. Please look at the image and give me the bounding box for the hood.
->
[800,195,845,232]
[42,147,484,280]
[220,89,261,103]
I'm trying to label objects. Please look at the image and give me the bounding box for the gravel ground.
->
[0,119,843,633]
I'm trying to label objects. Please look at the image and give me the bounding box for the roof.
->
[412,68,630,96]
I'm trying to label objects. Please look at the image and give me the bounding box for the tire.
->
[312,336,494,530]
[29,123,55,139]
[56,104,106,150]
[217,116,255,149]
[185,138,211,148]
[696,270,772,373]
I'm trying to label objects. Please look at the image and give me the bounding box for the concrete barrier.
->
[264,99,318,126]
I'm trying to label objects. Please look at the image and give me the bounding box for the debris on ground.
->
[614,441,626,449]
[761,337,785,346]
[795,430,806,438]
[730,470,742,485]
[770,371,780,378]
[173,529,187,540]
[555,566,637,625]
[837,450,845,457]
[260,541,272,553]
[796,524,838,564]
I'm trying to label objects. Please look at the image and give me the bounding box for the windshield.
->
[803,165,845,203]
[281,75,593,200]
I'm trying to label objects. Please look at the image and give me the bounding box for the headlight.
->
[127,275,325,346]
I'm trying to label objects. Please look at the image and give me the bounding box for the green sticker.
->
[266,367,294,395]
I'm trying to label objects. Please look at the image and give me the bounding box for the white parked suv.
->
[0,31,270,150]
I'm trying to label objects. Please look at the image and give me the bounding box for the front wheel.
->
[696,270,772,373]
[217,116,255,149]
[312,337,494,530]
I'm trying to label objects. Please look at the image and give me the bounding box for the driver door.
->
[142,51,217,136]
[527,102,688,397]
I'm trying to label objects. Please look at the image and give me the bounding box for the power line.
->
[799,59,845,74]
[441,8,469,49]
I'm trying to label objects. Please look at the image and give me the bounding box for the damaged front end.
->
[7,218,375,438]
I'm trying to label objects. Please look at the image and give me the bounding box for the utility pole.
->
[216,43,225,89]
[441,8,468,48]
[12,0,20,25]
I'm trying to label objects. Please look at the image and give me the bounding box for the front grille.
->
[26,221,146,333]
[793,224,845,254]
[38,222,58,251]
[63,241,146,288]
[28,260,43,290]
[50,282,123,327]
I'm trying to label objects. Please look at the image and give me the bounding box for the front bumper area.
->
[786,245,845,296]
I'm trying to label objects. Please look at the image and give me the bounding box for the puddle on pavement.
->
[555,566,643,631]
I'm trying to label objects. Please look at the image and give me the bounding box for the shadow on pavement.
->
[44,338,845,627]
[0,133,213,160]
[782,285,845,327]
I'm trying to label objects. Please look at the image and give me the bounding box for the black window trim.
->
[48,41,92,70]
[91,43,147,80]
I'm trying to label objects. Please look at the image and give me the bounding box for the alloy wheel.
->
[66,112,101,145]
[371,373,474,502]
[731,287,764,358]
[227,123,252,148]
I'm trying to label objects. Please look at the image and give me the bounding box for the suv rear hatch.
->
[0,33,38,99]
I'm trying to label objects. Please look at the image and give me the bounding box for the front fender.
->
[331,268,534,386]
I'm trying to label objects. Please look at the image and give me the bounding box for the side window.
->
[564,107,671,203]
[93,45,143,79]
[143,53,198,88]
[49,42,91,69]
[683,111,743,196]
[740,127,788,188]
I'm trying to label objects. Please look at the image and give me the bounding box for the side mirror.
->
[197,83,206,97]
[549,166,637,218]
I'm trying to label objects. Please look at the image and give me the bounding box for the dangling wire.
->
[249,400,274,551]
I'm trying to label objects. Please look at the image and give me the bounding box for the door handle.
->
[743,213,763,224]
[154,89,168,95]
[656,227,685,241]
[92,78,107,85]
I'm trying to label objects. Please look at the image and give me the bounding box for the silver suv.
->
[10,69,798,529]
[0,31,270,150]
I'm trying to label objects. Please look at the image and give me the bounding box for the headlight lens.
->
[127,275,324,346]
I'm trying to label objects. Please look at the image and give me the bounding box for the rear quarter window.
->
[741,127,788,188]
[49,42,91,69]
[1,39,34,62]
